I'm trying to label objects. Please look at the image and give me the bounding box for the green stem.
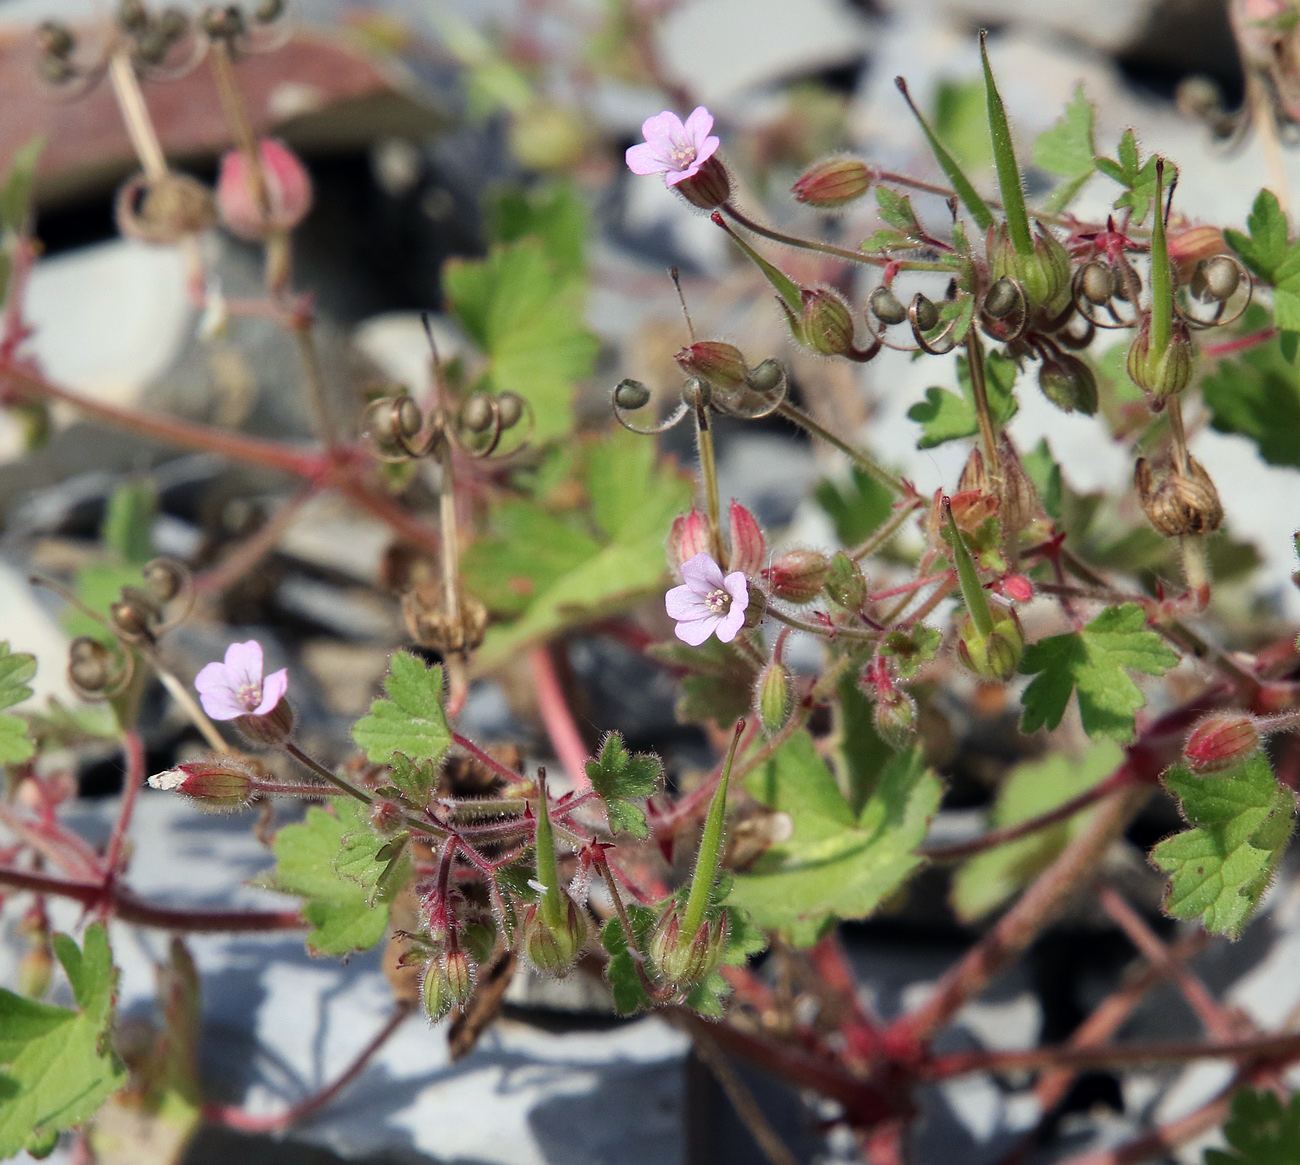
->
[850,496,924,562]
[693,391,725,564]
[1149,159,1173,357]
[766,606,879,642]
[680,721,745,941]
[775,401,909,497]
[533,768,565,931]
[980,30,1033,255]
[963,330,1000,474]
[942,497,994,636]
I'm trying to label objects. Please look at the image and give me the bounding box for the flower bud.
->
[727,500,766,575]
[147,757,254,808]
[18,945,53,1000]
[1184,712,1262,774]
[754,660,792,736]
[957,608,1024,681]
[824,551,867,610]
[675,341,748,390]
[649,907,727,988]
[421,949,476,1022]
[674,155,732,210]
[799,288,856,356]
[791,157,874,208]
[217,139,313,240]
[669,509,711,572]
[989,224,1072,316]
[370,798,406,836]
[1000,574,1035,603]
[1168,224,1227,284]
[1134,456,1223,537]
[1037,352,1098,415]
[522,896,588,976]
[873,688,917,749]
[234,697,294,747]
[1127,315,1193,401]
[765,549,831,603]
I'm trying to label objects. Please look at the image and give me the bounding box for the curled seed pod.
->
[157,7,190,40]
[142,558,188,604]
[459,393,496,434]
[254,0,286,21]
[1037,352,1099,414]
[119,0,149,33]
[37,21,76,58]
[1134,455,1224,537]
[362,395,424,461]
[496,391,525,431]
[111,586,162,643]
[910,293,939,332]
[402,585,488,656]
[746,358,785,395]
[869,285,907,326]
[201,4,245,39]
[983,276,1019,319]
[1079,261,1117,306]
[115,173,217,245]
[680,375,711,408]
[36,55,76,84]
[68,638,114,696]
[1191,255,1242,303]
[612,378,651,411]
[134,27,174,66]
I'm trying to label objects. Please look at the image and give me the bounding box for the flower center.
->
[668,138,696,169]
[236,680,262,711]
[704,587,729,613]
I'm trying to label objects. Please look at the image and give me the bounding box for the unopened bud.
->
[1127,316,1193,400]
[420,949,475,1022]
[523,896,588,975]
[957,608,1024,681]
[1134,456,1223,537]
[649,908,727,988]
[727,500,766,575]
[675,341,748,390]
[755,660,792,736]
[674,155,732,210]
[669,509,711,572]
[370,798,406,836]
[147,757,255,808]
[1037,352,1098,415]
[791,157,874,208]
[217,139,313,240]
[1184,712,1262,773]
[765,549,831,604]
[824,551,867,610]
[989,224,1072,316]
[869,285,907,326]
[18,946,53,1000]
[1001,574,1035,603]
[800,288,856,356]
[873,688,917,748]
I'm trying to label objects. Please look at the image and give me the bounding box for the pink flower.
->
[625,107,720,187]
[195,640,288,721]
[666,553,749,646]
[216,139,313,240]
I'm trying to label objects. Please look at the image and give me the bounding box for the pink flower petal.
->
[640,110,686,148]
[223,640,264,687]
[682,106,714,146]
[254,667,289,715]
[626,141,670,176]
[715,604,746,643]
[680,552,725,593]
[666,583,710,621]
[195,661,246,721]
[674,615,719,646]
[664,165,701,187]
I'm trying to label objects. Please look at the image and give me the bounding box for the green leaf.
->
[0,137,43,236]
[934,77,994,174]
[1152,754,1294,939]
[646,634,759,728]
[1020,603,1177,741]
[385,753,439,803]
[1203,330,1300,467]
[352,652,451,767]
[1033,85,1096,213]
[875,187,925,242]
[1225,189,1293,283]
[0,923,127,1158]
[267,802,401,956]
[878,625,943,680]
[908,349,1018,448]
[463,427,692,670]
[1094,130,1174,225]
[444,238,598,442]
[833,669,895,817]
[485,182,585,279]
[102,479,157,566]
[952,741,1122,921]
[728,732,943,945]
[815,465,896,545]
[1019,438,1063,520]
[0,643,36,766]
[1205,1089,1300,1164]
[585,732,663,839]
[601,904,656,1015]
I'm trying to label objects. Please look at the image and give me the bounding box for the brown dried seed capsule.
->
[37,21,76,58]
[134,27,172,66]
[119,0,149,32]
[111,587,161,641]
[1134,455,1224,537]
[869,286,907,326]
[157,7,190,39]
[1193,255,1241,303]
[911,293,939,332]
[68,638,113,694]
[142,558,186,603]
[613,379,651,410]
[496,392,524,431]
[1080,261,1118,306]
[460,393,495,433]
[983,276,1019,319]
[746,359,785,395]
[402,586,488,655]
[201,4,245,38]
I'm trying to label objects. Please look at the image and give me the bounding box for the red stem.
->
[103,728,146,878]
[529,646,592,791]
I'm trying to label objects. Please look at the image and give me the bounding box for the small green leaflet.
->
[584,732,663,839]
[875,187,925,242]
[1203,321,1300,467]
[267,801,411,956]
[908,349,1018,448]
[1224,191,1300,361]
[815,465,896,546]
[952,741,1122,922]
[727,732,942,946]
[1152,754,1295,939]
[1019,603,1178,741]
[1205,1089,1300,1164]
[0,643,36,766]
[0,923,127,1158]
[0,137,43,236]
[443,238,598,442]
[645,634,758,728]
[1094,129,1174,225]
[384,753,439,803]
[485,181,586,280]
[1032,85,1096,213]
[352,652,451,767]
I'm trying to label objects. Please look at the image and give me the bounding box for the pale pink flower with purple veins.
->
[625,107,720,187]
[195,640,288,721]
[666,553,749,646]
